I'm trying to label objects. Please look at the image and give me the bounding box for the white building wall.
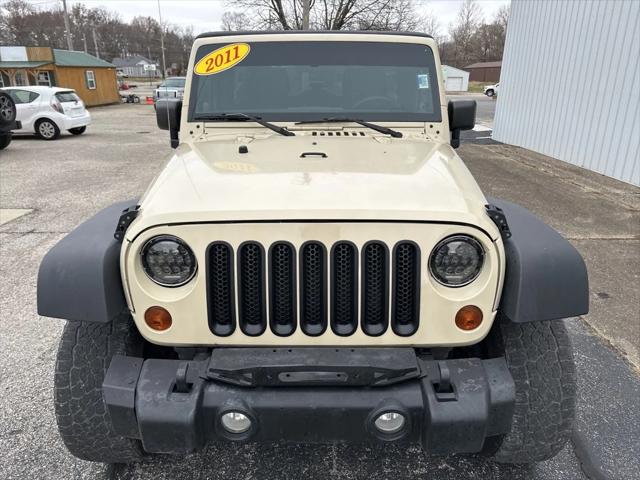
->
[442,65,470,92]
[493,0,640,186]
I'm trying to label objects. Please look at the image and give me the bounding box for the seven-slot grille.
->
[206,241,420,337]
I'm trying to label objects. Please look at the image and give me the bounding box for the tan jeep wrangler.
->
[38,32,589,464]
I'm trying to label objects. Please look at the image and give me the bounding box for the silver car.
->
[154,77,186,103]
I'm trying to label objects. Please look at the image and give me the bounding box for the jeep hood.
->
[129,135,497,239]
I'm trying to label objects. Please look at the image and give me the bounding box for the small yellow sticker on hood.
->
[194,43,250,75]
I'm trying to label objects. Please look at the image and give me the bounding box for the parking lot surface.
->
[0,104,638,480]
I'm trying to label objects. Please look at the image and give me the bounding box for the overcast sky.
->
[23,0,510,36]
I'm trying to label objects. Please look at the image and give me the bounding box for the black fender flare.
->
[37,201,134,323]
[489,197,589,323]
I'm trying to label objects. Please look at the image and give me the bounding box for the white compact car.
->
[2,86,91,140]
[484,83,499,97]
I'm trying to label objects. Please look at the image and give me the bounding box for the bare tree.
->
[449,0,483,67]
[353,0,420,31]
[221,11,252,31]
[224,0,419,31]
[0,0,195,74]
[420,9,441,41]
[494,4,509,31]
[491,4,510,56]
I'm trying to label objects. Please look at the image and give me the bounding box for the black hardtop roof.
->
[195,30,433,40]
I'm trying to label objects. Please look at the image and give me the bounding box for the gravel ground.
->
[1,104,638,480]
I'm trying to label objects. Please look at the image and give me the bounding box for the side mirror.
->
[447,100,476,148]
[156,99,182,148]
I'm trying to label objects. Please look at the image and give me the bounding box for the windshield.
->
[163,78,185,88]
[188,41,441,123]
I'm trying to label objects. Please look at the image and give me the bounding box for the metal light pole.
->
[92,28,100,59]
[157,0,167,79]
[302,0,310,30]
[61,0,74,51]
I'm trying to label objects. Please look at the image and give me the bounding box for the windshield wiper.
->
[193,113,295,137]
[295,118,402,138]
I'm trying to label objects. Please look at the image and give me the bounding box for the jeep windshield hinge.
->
[485,204,512,239]
[114,205,140,241]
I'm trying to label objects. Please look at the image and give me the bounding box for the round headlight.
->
[141,235,197,287]
[429,235,484,287]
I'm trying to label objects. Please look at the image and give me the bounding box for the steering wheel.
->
[353,96,395,109]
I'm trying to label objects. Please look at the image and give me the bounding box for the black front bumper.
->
[103,348,515,455]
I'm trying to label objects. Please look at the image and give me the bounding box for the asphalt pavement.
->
[0,103,638,480]
[449,93,497,127]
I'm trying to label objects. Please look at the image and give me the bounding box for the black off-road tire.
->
[485,89,495,97]
[54,315,145,463]
[485,317,577,464]
[0,91,17,126]
[0,133,11,150]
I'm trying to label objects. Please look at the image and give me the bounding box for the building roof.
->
[464,61,502,69]
[442,64,470,75]
[112,55,153,67]
[53,49,114,68]
[0,60,51,68]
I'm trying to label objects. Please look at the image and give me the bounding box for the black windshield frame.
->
[188,41,442,123]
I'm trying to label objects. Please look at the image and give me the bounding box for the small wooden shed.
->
[0,46,119,106]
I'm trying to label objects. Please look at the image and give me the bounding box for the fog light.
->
[374,412,405,434]
[221,411,252,434]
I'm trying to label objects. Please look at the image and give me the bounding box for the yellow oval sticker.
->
[194,43,250,75]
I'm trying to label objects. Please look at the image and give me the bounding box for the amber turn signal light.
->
[144,306,172,331]
[455,305,483,331]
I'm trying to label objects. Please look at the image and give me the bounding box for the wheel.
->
[0,92,17,127]
[68,126,86,135]
[54,314,145,463]
[483,316,576,463]
[485,89,495,97]
[35,119,60,140]
[0,133,11,150]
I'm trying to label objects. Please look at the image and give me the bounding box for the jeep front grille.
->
[361,242,389,336]
[207,242,235,336]
[237,242,267,336]
[207,240,421,338]
[300,242,327,335]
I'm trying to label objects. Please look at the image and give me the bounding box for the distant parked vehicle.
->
[484,83,499,97]
[154,77,186,107]
[2,86,91,140]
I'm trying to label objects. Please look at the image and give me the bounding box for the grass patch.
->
[468,81,488,93]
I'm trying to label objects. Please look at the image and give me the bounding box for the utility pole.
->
[92,28,100,59]
[61,0,74,51]
[302,0,310,30]
[82,32,88,53]
[157,0,167,79]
